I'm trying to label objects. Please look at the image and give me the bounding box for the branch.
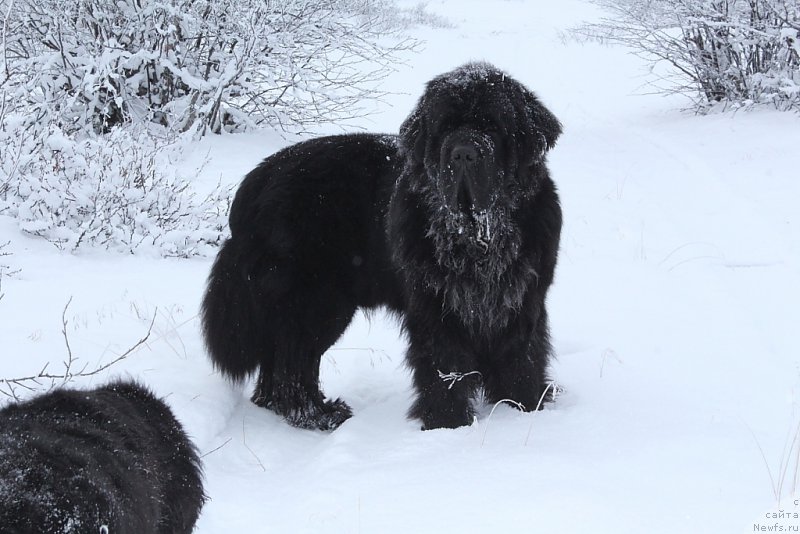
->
[0,239,18,302]
[0,298,157,401]
[0,0,14,80]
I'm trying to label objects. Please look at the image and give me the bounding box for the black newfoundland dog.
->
[202,62,562,431]
[0,381,205,533]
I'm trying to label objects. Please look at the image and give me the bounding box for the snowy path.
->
[1,0,799,532]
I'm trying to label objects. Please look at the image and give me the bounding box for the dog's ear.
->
[399,97,428,164]
[518,87,562,163]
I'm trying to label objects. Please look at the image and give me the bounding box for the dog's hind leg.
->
[255,283,357,431]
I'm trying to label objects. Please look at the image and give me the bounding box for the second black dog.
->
[0,381,205,534]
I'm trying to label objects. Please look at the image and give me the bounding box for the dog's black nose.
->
[450,144,478,165]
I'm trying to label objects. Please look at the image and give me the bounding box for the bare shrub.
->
[574,0,800,111]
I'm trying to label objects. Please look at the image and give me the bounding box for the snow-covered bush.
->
[383,1,453,29]
[0,126,231,257]
[0,0,416,136]
[0,0,435,257]
[575,0,800,111]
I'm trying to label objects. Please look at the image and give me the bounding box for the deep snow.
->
[2,0,799,532]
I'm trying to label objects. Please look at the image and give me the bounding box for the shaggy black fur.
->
[201,62,562,430]
[0,381,205,533]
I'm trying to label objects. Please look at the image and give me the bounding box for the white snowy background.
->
[1,0,799,532]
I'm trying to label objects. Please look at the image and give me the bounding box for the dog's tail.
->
[201,237,265,381]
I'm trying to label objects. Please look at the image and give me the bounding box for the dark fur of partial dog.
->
[0,381,205,533]
[201,62,562,430]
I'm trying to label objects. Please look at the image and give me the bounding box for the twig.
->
[481,398,525,447]
[524,382,559,446]
[748,423,781,502]
[438,369,482,390]
[87,309,156,375]
[242,417,266,472]
[1,0,14,80]
[0,298,157,401]
[200,437,233,459]
[60,296,75,379]
[600,349,623,378]
[0,240,18,302]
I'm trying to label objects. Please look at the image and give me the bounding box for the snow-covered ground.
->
[2,0,799,532]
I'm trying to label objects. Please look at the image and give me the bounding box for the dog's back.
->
[0,381,204,534]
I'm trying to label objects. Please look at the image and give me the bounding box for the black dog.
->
[0,381,205,533]
[202,62,562,430]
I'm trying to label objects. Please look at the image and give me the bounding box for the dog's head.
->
[399,62,561,251]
